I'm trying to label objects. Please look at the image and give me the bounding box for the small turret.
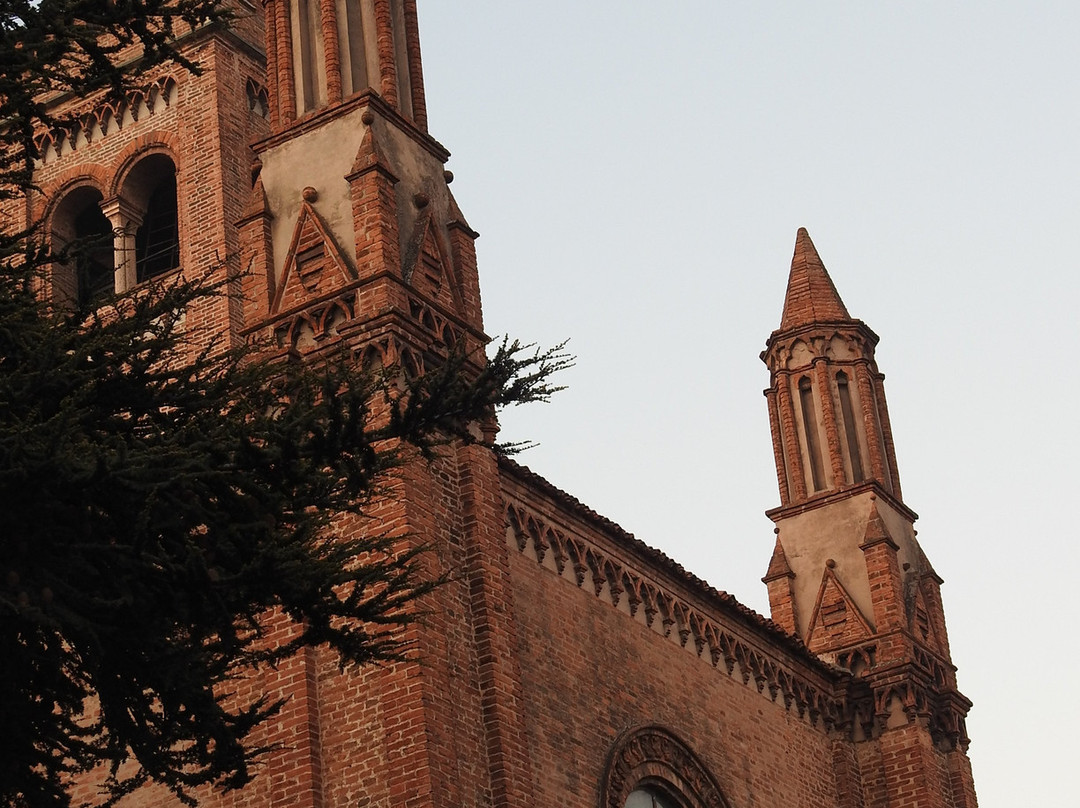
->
[240,0,484,363]
[760,231,974,806]
[761,228,900,506]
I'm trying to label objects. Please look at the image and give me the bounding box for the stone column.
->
[100,197,142,292]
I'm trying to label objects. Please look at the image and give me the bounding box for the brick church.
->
[25,2,976,806]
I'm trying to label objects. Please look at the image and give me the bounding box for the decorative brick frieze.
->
[34,76,180,168]
[501,465,848,735]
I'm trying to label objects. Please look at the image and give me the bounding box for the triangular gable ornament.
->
[401,202,464,316]
[805,563,875,652]
[271,188,357,316]
[910,580,944,654]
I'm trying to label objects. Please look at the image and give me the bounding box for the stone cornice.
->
[250,91,450,164]
[766,480,918,524]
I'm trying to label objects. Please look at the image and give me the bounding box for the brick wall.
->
[501,462,848,808]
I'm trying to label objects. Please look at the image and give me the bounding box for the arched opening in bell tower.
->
[50,184,115,308]
[835,370,865,483]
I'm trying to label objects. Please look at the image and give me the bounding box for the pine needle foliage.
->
[0,2,571,806]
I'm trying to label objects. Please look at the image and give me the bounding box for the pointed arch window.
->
[835,371,865,483]
[799,376,826,492]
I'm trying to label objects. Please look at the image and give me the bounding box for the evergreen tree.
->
[0,3,569,805]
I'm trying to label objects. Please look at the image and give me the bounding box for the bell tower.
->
[231,5,537,808]
[761,229,977,808]
[240,0,483,365]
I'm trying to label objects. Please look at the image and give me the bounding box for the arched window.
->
[625,786,684,808]
[49,185,115,308]
[600,725,729,808]
[75,202,115,304]
[114,152,180,288]
[134,172,179,282]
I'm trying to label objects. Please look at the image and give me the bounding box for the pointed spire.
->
[779,228,851,331]
[349,119,398,180]
[763,535,794,582]
[859,498,898,550]
[240,171,269,221]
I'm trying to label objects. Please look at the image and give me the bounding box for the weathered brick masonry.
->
[13,2,977,806]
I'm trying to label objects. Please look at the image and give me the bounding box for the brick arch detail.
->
[35,164,112,223]
[108,131,182,198]
[599,725,730,808]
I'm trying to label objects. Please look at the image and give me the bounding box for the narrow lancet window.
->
[799,376,826,492]
[339,0,370,96]
[836,371,865,483]
[389,0,413,116]
[294,0,326,113]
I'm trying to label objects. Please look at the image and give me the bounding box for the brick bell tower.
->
[239,0,485,359]
[761,229,977,808]
[233,4,536,808]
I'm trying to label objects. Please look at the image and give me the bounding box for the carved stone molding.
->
[599,725,730,808]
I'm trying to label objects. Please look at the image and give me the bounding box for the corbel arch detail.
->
[599,725,730,808]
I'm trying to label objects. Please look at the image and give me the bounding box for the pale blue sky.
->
[419,3,1079,805]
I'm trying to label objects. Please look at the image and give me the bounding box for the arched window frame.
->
[599,725,730,808]
[108,150,181,291]
[47,180,115,309]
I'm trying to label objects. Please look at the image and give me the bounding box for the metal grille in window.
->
[74,202,114,306]
[135,175,179,282]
